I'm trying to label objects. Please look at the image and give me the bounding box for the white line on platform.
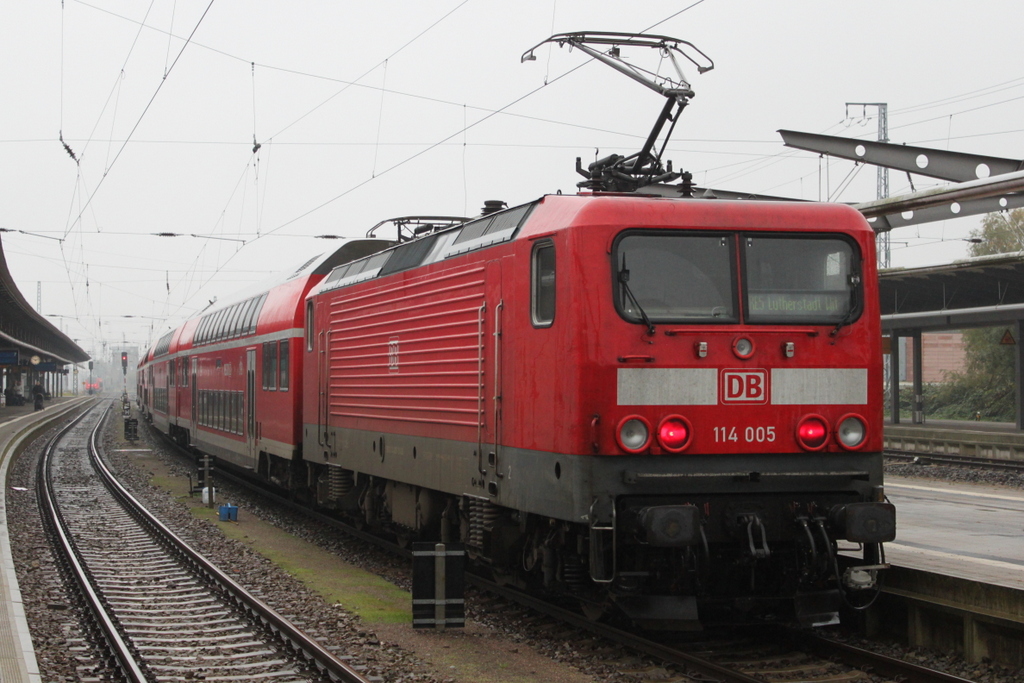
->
[886,543,1024,572]
[887,482,1024,503]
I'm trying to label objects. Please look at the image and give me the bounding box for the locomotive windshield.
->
[615,232,737,323]
[743,235,857,324]
[613,231,860,326]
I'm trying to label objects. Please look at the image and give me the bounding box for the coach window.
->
[211,309,225,341]
[180,357,189,387]
[279,340,290,390]
[238,298,256,336]
[305,301,314,351]
[248,293,267,335]
[226,303,241,337]
[531,240,556,327]
[263,341,277,390]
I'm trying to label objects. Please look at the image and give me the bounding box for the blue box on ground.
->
[218,504,238,522]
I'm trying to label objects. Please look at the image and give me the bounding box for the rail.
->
[41,401,376,683]
[886,448,1024,472]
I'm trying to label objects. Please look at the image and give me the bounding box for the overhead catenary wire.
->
[47,0,764,341]
[260,0,471,144]
[243,1,714,244]
[249,59,594,242]
[29,3,1024,349]
[71,0,158,172]
[67,1,743,157]
[164,0,177,77]
[372,60,388,178]
[132,0,473,327]
[64,0,217,241]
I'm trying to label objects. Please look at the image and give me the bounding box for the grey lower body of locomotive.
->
[304,422,894,627]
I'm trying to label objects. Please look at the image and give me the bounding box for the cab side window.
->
[531,240,555,327]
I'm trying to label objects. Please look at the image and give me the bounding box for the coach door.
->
[246,348,257,459]
[168,359,176,423]
[191,357,198,430]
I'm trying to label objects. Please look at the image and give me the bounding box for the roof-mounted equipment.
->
[522,31,713,193]
[365,216,470,243]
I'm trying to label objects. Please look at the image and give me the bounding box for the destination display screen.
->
[747,291,848,319]
[743,236,858,324]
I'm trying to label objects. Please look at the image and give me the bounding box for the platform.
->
[0,397,92,683]
[884,476,1024,590]
[871,475,1024,665]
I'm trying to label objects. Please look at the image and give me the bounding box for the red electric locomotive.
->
[301,193,892,627]
[140,32,894,628]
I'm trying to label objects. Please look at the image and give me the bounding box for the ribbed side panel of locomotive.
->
[307,258,503,540]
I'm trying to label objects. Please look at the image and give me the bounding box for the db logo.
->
[721,369,768,404]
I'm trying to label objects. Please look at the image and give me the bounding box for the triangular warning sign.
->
[1000,329,1016,345]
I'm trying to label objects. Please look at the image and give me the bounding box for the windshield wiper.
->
[619,256,655,336]
[829,274,861,342]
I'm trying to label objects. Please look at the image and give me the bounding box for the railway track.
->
[886,448,1024,473]
[38,402,378,683]
[472,575,977,683]
[182,431,978,683]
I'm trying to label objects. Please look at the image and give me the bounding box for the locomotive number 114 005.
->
[713,426,777,443]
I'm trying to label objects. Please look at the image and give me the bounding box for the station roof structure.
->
[0,237,89,365]
[880,252,1024,332]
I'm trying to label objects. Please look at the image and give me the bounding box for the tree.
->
[929,327,1015,421]
[928,208,1024,421]
[967,208,1024,257]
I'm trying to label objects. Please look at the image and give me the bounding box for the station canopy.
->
[0,238,88,366]
[880,252,1024,332]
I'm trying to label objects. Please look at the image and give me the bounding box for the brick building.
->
[899,332,967,383]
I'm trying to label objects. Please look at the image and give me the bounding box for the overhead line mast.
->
[846,103,890,268]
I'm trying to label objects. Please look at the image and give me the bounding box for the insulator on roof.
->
[481,200,507,215]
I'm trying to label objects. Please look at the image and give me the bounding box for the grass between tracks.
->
[115,439,410,624]
[195,503,411,624]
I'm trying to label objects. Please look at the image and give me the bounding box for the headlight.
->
[836,414,867,450]
[732,336,755,359]
[617,416,651,453]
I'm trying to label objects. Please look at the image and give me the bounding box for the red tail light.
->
[657,415,692,452]
[796,415,829,451]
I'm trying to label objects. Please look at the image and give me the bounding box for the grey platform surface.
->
[885,475,1024,590]
[0,397,90,683]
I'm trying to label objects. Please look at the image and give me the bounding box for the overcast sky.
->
[2,0,1022,361]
